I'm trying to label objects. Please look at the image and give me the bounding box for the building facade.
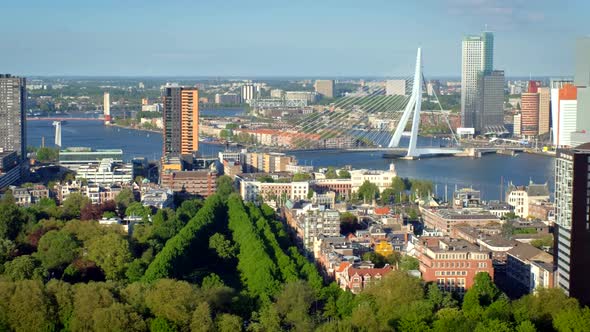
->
[0,74,26,159]
[554,145,590,305]
[461,32,493,129]
[385,79,410,96]
[520,92,540,137]
[476,70,505,134]
[552,84,578,147]
[538,87,551,136]
[163,87,199,156]
[314,80,334,98]
[414,237,494,293]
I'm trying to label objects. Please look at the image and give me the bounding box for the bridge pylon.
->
[52,121,62,147]
[388,48,423,158]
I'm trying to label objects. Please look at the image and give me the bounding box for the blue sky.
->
[1,0,588,77]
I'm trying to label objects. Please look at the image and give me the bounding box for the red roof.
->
[348,265,393,278]
[336,262,351,273]
[374,207,390,215]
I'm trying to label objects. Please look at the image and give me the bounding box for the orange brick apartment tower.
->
[163,86,199,156]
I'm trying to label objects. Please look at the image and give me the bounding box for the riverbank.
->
[108,122,162,134]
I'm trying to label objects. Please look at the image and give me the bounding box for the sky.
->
[1,0,588,77]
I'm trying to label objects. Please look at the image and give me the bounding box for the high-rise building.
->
[386,79,410,96]
[551,84,577,147]
[476,70,505,133]
[521,92,540,137]
[426,80,441,96]
[162,87,199,156]
[554,144,590,306]
[0,74,26,159]
[314,80,335,98]
[461,32,494,129]
[538,87,551,136]
[241,83,255,102]
[103,92,111,124]
[513,113,522,137]
[571,37,590,147]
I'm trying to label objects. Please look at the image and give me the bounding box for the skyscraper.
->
[555,144,590,305]
[386,79,410,96]
[0,74,26,159]
[538,87,551,136]
[241,83,255,102]
[571,37,590,147]
[461,32,494,130]
[103,92,111,125]
[476,70,505,133]
[521,92,539,137]
[551,84,577,147]
[162,87,199,157]
[314,80,334,98]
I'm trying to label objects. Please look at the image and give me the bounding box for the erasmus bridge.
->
[284,48,465,159]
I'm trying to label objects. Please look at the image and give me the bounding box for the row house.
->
[12,185,50,207]
[336,262,393,294]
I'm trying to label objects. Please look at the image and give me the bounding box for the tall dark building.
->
[0,74,26,159]
[555,144,590,305]
[162,86,199,157]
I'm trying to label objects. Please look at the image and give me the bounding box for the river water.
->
[27,109,555,201]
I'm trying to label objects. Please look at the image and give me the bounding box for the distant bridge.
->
[26,117,105,121]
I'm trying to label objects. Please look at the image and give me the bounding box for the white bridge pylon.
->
[388,48,423,158]
[53,121,62,147]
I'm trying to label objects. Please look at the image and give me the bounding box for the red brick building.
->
[336,262,393,294]
[413,237,494,294]
[160,169,217,197]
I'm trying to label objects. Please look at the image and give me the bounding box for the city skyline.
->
[1,0,588,77]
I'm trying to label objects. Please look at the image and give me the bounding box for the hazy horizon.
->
[2,0,588,77]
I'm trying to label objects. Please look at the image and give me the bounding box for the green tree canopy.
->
[35,230,80,270]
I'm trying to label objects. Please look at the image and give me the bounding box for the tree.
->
[307,187,315,200]
[150,317,177,332]
[209,233,236,259]
[190,302,214,332]
[87,232,132,280]
[339,212,359,234]
[115,188,135,213]
[216,175,234,200]
[400,255,419,271]
[462,272,499,320]
[36,147,59,162]
[216,314,243,332]
[145,279,198,330]
[3,255,46,281]
[92,303,146,332]
[357,180,379,203]
[531,235,553,249]
[338,169,351,179]
[410,179,434,198]
[553,307,590,332]
[126,201,151,221]
[275,281,316,331]
[381,188,397,204]
[35,230,80,271]
[0,200,27,240]
[6,280,56,332]
[325,167,338,179]
[0,238,15,265]
[63,193,91,219]
[293,173,312,181]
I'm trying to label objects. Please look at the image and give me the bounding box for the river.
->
[27,109,555,201]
